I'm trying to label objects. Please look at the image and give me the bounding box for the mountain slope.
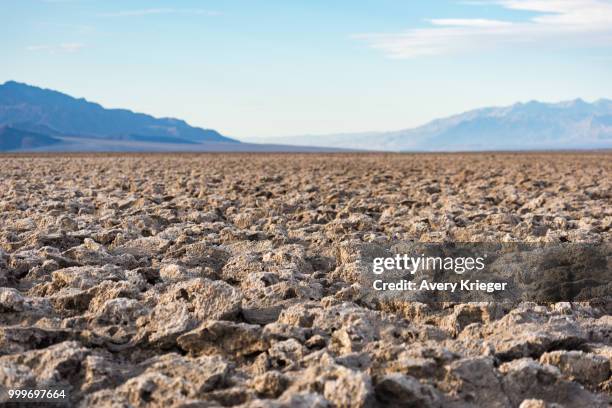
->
[261,99,612,151]
[0,81,237,144]
[0,126,61,150]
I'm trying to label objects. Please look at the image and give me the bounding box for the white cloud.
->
[356,0,612,58]
[99,8,221,17]
[429,18,515,28]
[26,43,84,53]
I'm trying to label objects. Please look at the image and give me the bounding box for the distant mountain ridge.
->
[2,81,610,152]
[0,81,351,152]
[0,126,61,150]
[263,98,612,151]
[0,81,237,146]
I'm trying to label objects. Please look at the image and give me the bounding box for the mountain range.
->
[260,99,612,151]
[0,126,61,151]
[0,81,238,150]
[0,80,610,152]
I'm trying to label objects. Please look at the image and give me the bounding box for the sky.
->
[1,0,612,140]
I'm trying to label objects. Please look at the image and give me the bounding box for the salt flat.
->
[0,152,610,407]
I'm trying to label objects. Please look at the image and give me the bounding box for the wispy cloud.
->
[428,18,514,28]
[99,8,221,18]
[355,0,612,58]
[26,43,84,53]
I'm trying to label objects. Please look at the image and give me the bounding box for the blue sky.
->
[1,0,611,139]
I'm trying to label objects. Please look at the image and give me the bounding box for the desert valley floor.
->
[0,153,610,407]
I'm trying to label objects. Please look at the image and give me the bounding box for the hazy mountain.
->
[0,81,237,144]
[0,81,352,152]
[3,81,608,152]
[0,126,61,150]
[261,99,612,151]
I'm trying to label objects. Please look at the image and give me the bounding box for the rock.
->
[375,373,442,408]
[500,358,608,408]
[267,339,305,370]
[142,278,242,347]
[276,392,329,408]
[165,242,229,272]
[440,356,510,407]
[178,320,268,357]
[0,361,37,389]
[51,265,126,290]
[93,297,147,325]
[115,372,188,407]
[0,326,71,355]
[251,371,290,398]
[221,252,265,283]
[518,400,563,408]
[539,350,610,386]
[383,355,438,378]
[159,263,198,281]
[81,354,229,407]
[0,288,27,313]
[322,365,373,408]
[0,340,90,403]
[442,303,505,335]
[49,287,94,313]
[145,353,230,393]
[81,354,133,393]
[482,307,588,360]
[334,240,389,266]
[242,303,284,325]
[114,236,171,258]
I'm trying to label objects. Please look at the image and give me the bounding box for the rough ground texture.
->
[0,152,610,407]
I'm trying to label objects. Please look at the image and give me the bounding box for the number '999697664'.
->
[3,388,67,402]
